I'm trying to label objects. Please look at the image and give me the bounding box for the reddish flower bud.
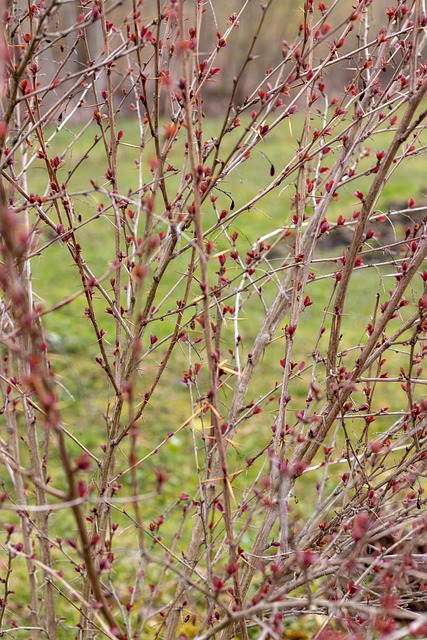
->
[75,452,91,471]
[319,218,330,234]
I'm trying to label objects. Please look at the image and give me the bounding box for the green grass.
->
[27,112,426,509]
[2,110,426,635]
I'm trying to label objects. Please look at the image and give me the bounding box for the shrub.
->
[1,1,427,638]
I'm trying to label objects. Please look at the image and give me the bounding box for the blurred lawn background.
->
[29,112,425,487]
[6,109,424,635]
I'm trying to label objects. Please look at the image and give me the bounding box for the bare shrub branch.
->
[1,1,427,639]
